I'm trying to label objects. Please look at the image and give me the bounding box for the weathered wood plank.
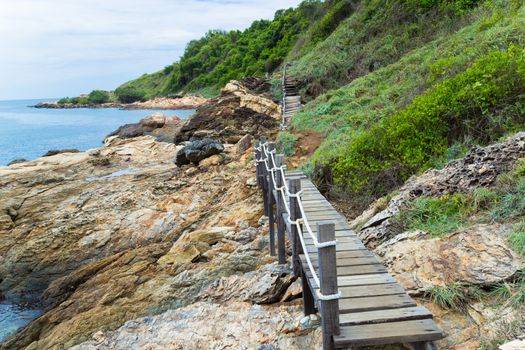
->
[339,307,433,326]
[306,264,387,278]
[334,319,443,347]
[338,294,417,314]
[307,249,373,259]
[301,255,380,267]
[304,243,366,253]
[314,283,405,298]
[336,274,397,287]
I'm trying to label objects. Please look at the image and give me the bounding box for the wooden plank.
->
[338,294,417,314]
[304,235,361,244]
[339,306,433,326]
[305,238,363,247]
[334,319,443,347]
[336,274,397,287]
[306,264,387,278]
[303,214,342,220]
[301,255,380,267]
[315,283,405,298]
[305,242,366,253]
[306,249,373,259]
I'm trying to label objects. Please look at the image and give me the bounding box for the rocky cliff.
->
[0,80,314,350]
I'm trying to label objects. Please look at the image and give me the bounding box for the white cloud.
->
[0,0,302,99]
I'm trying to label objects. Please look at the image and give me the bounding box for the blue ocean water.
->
[0,303,41,342]
[0,99,195,166]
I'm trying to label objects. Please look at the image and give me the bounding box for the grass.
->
[427,284,477,309]
[393,163,525,246]
[291,1,525,209]
[276,131,297,157]
[509,221,525,257]
[394,194,471,237]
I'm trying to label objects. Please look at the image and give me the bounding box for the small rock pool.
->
[0,303,41,342]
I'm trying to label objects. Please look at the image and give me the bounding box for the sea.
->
[0,99,194,342]
[0,99,195,166]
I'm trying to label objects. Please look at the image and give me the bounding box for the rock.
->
[158,227,229,267]
[226,227,258,244]
[70,301,321,350]
[358,132,525,247]
[174,90,278,144]
[199,264,296,305]
[175,138,224,166]
[6,159,27,166]
[376,224,522,294]
[0,134,267,349]
[35,96,207,110]
[246,177,258,187]
[236,134,254,155]
[43,149,80,157]
[199,154,223,167]
[299,314,321,329]
[124,96,207,110]
[500,340,525,350]
[106,113,183,142]
[281,279,303,302]
[243,264,295,304]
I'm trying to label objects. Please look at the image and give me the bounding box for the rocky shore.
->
[2,78,523,349]
[34,96,207,110]
[0,79,300,349]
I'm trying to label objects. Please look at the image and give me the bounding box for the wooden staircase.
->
[281,64,302,128]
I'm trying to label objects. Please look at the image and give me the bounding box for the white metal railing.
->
[254,141,341,301]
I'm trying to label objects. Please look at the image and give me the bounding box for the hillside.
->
[290,0,525,210]
[114,1,327,101]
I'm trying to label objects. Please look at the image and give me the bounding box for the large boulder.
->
[375,224,522,294]
[175,138,224,166]
[174,90,279,144]
[106,112,183,142]
[221,79,280,118]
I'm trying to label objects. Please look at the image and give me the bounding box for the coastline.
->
[33,96,208,111]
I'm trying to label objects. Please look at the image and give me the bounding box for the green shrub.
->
[57,97,71,104]
[87,90,110,104]
[115,85,147,103]
[276,131,297,157]
[332,46,525,198]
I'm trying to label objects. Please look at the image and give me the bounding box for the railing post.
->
[275,154,286,265]
[290,177,316,315]
[289,177,301,277]
[259,138,268,217]
[317,221,340,350]
[267,142,276,256]
[255,141,262,188]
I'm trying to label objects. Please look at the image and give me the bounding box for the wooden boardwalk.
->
[255,144,444,350]
[281,63,301,128]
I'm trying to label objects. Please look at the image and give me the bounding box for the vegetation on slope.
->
[395,162,525,348]
[292,0,525,209]
[114,1,329,101]
[288,0,485,98]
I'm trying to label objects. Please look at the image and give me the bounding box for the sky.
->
[0,0,302,100]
